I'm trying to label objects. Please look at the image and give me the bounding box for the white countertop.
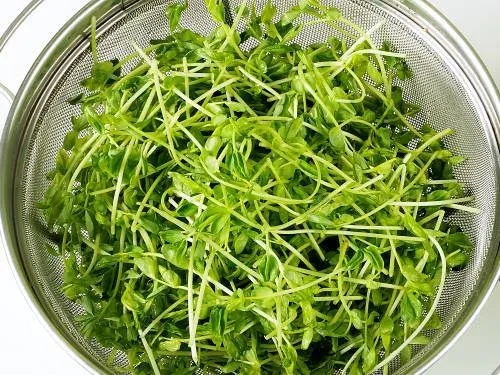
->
[0,1,498,374]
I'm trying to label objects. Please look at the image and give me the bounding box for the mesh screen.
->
[15,0,497,373]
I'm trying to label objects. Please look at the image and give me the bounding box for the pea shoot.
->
[39,1,476,374]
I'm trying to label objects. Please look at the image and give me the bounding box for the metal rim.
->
[0,1,498,374]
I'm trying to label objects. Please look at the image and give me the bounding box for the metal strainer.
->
[0,0,499,374]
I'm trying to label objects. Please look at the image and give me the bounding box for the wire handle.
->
[0,0,45,102]
[0,82,13,103]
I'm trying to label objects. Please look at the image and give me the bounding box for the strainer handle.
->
[0,82,13,103]
[0,0,45,101]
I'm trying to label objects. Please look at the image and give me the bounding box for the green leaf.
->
[362,345,376,373]
[159,266,181,287]
[225,102,246,112]
[81,61,117,91]
[446,251,468,268]
[162,243,189,270]
[233,232,249,254]
[380,315,394,335]
[363,245,384,272]
[166,1,188,32]
[140,216,160,234]
[63,131,78,151]
[400,345,412,365]
[424,313,442,330]
[450,155,465,165]
[205,136,221,154]
[84,106,104,133]
[71,115,89,132]
[56,149,70,174]
[308,213,333,226]
[262,1,277,23]
[227,150,248,178]
[347,250,364,271]
[252,286,275,309]
[211,213,230,234]
[350,309,364,330]
[301,302,316,325]
[170,172,212,197]
[282,24,302,44]
[204,154,220,174]
[444,232,473,253]
[135,257,157,279]
[45,243,60,257]
[177,202,198,217]
[67,93,85,105]
[401,292,422,326]
[301,327,314,350]
[410,335,430,345]
[326,8,341,21]
[400,262,428,284]
[349,362,362,375]
[258,255,280,282]
[282,344,298,374]
[84,211,95,237]
[367,62,383,85]
[328,127,345,153]
[204,0,226,23]
[159,230,185,244]
[281,6,302,25]
[159,338,181,352]
[210,305,227,346]
[121,287,145,312]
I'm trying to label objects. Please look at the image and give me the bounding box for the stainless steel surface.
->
[0,0,499,374]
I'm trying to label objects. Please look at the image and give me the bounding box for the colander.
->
[0,0,499,374]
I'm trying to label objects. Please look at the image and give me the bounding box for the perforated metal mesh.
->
[14,0,498,374]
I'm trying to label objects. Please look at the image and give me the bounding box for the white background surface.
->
[0,1,498,374]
